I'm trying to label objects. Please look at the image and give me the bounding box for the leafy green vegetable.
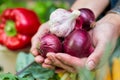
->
[16,52,34,72]
[19,62,55,80]
[0,72,27,80]
[16,52,58,80]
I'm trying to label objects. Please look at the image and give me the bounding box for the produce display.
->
[0,8,40,50]
[37,8,95,58]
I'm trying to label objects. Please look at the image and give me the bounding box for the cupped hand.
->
[43,13,120,73]
[30,22,50,63]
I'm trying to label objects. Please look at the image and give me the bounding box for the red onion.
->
[76,8,95,31]
[63,29,93,58]
[38,33,62,58]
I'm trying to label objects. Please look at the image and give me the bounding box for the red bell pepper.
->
[0,8,40,50]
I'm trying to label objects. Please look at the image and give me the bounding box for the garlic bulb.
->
[49,8,80,37]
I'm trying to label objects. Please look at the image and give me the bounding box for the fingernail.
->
[86,60,96,70]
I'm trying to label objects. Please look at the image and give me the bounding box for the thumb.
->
[86,41,112,70]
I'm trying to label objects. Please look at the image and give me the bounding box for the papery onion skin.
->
[63,29,93,58]
[38,33,63,58]
[78,8,95,31]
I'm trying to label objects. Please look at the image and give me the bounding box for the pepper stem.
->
[4,21,17,37]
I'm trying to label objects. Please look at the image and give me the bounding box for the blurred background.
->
[0,0,73,23]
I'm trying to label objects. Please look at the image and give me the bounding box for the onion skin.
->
[38,33,62,58]
[78,8,95,31]
[75,16,83,30]
[63,29,92,58]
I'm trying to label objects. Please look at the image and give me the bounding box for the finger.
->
[46,53,64,71]
[86,41,110,70]
[44,58,52,65]
[30,36,40,56]
[47,52,77,73]
[42,63,55,70]
[30,48,39,57]
[55,53,87,68]
[36,22,50,39]
[35,55,44,63]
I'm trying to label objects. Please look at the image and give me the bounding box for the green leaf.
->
[0,72,27,80]
[16,52,34,72]
[16,52,55,80]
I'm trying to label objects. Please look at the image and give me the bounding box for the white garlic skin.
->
[49,8,80,37]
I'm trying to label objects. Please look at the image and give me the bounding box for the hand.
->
[43,13,120,73]
[30,22,50,64]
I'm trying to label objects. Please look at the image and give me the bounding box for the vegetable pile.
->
[37,8,95,58]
